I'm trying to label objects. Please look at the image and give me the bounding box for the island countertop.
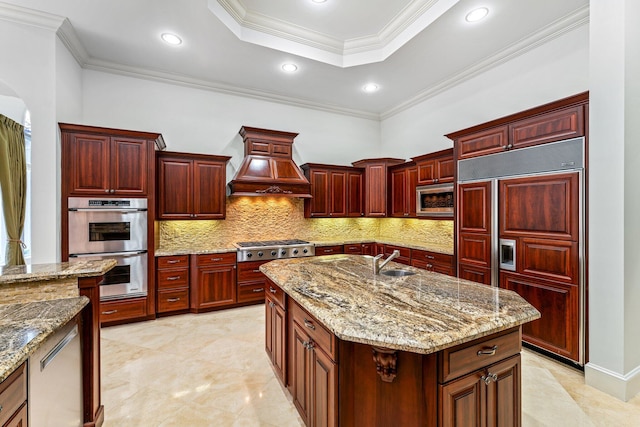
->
[260,254,540,354]
[0,259,117,285]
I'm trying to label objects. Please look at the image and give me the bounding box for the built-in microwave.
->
[416,184,454,217]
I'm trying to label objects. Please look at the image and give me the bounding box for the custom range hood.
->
[228,126,312,198]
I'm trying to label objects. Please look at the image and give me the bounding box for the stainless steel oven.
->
[416,183,454,217]
[68,197,148,301]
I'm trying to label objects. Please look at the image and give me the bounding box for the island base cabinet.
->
[439,354,521,427]
[265,286,286,384]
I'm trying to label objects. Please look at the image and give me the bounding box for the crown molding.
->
[56,18,89,65]
[209,0,459,67]
[0,1,64,31]
[381,5,590,119]
[83,58,380,121]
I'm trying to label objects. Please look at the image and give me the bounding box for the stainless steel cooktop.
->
[235,239,315,262]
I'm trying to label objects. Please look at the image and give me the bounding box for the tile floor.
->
[101,305,640,426]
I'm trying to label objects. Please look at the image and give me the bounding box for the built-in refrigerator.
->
[457,137,585,365]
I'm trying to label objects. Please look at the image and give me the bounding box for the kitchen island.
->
[260,254,540,426]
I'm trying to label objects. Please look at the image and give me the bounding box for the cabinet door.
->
[291,321,312,425]
[329,171,347,217]
[389,168,408,217]
[110,138,148,195]
[439,370,485,427]
[485,355,521,427]
[406,167,418,217]
[363,164,387,217]
[458,233,492,268]
[346,171,363,217]
[272,302,287,383]
[510,105,584,149]
[192,265,237,310]
[311,347,338,427]
[458,182,492,234]
[307,169,330,217]
[4,403,27,427]
[193,160,226,219]
[417,160,435,184]
[157,157,193,219]
[457,126,508,160]
[436,156,455,183]
[67,133,111,195]
[458,263,491,285]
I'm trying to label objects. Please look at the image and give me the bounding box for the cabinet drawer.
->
[157,255,189,269]
[316,245,343,255]
[289,300,336,360]
[157,268,189,289]
[440,328,521,382]
[344,244,363,254]
[0,362,26,427]
[157,288,189,312]
[194,252,236,267]
[411,249,453,266]
[265,279,285,308]
[237,281,266,303]
[411,259,455,276]
[100,298,147,324]
[237,260,269,282]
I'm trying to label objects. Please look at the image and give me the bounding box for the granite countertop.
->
[156,238,453,257]
[0,259,117,285]
[260,255,540,355]
[0,297,88,383]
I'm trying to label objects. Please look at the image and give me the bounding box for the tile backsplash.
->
[157,197,453,249]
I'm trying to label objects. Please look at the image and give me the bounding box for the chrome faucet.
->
[373,250,400,274]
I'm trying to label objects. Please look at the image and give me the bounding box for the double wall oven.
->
[68,197,148,301]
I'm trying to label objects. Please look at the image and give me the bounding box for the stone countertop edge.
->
[0,259,117,285]
[0,296,88,383]
[260,255,540,355]
[155,238,453,257]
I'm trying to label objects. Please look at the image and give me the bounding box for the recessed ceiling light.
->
[311,0,327,3]
[281,63,298,73]
[161,33,182,46]
[465,7,489,22]
[363,83,379,93]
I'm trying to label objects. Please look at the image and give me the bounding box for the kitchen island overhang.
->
[260,254,540,427]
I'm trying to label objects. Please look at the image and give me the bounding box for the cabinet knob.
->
[303,319,316,330]
[104,189,109,193]
[329,213,333,216]
[110,189,115,193]
[269,286,277,294]
[434,178,439,183]
[481,372,498,385]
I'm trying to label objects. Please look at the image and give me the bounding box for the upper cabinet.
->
[388,162,417,218]
[448,93,588,160]
[301,164,364,218]
[413,148,454,185]
[352,158,405,217]
[157,151,230,220]
[60,124,164,197]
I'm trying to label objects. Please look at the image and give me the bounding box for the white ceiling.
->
[0,0,589,119]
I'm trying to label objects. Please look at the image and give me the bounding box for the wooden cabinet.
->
[237,260,268,304]
[100,297,148,325]
[266,280,287,383]
[190,253,237,312]
[157,152,230,220]
[509,105,584,150]
[315,245,344,256]
[288,299,338,427]
[455,126,509,160]
[352,158,405,217]
[156,255,190,314]
[0,362,27,427]
[302,164,364,218]
[457,181,493,285]
[388,163,418,218]
[382,244,411,265]
[413,148,455,185]
[411,249,454,276]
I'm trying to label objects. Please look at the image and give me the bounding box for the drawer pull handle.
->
[102,310,118,315]
[252,288,264,293]
[481,372,498,385]
[477,345,498,356]
[211,257,222,261]
[166,276,180,281]
[426,255,435,259]
[167,298,181,302]
[304,319,316,330]
[269,287,277,294]
[252,269,261,273]
[166,260,180,264]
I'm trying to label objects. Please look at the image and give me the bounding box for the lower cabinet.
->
[237,260,268,304]
[0,362,27,427]
[190,252,237,312]
[383,244,412,265]
[156,255,190,315]
[265,282,286,383]
[315,245,344,256]
[100,297,147,325]
[411,249,455,276]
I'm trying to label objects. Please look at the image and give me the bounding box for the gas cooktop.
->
[235,239,315,262]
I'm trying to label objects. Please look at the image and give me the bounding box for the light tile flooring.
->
[101,305,640,426]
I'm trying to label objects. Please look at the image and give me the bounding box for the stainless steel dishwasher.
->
[29,316,83,426]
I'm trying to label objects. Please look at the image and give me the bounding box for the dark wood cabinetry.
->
[411,249,454,276]
[190,253,237,312]
[0,362,27,427]
[457,181,493,285]
[266,280,287,383]
[157,152,230,220]
[413,148,454,185]
[388,163,418,218]
[352,158,405,217]
[315,245,344,256]
[156,255,190,314]
[302,164,364,218]
[99,297,148,325]
[237,260,268,304]
[382,244,411,265]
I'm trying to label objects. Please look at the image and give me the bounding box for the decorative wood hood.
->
[228,126,312,198]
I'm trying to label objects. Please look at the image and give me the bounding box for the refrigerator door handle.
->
[499,239,516,271]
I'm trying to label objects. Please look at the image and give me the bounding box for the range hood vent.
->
[228,126,311,198]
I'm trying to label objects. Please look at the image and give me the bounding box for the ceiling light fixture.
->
[161,33,183,46]
[363,83,379,93]
[311,0,327,3]
[281,63,298,73]
[465,7,489,22]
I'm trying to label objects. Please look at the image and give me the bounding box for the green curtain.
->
[0,114,27,265]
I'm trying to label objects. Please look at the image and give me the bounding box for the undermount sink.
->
[381,269,416,277]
